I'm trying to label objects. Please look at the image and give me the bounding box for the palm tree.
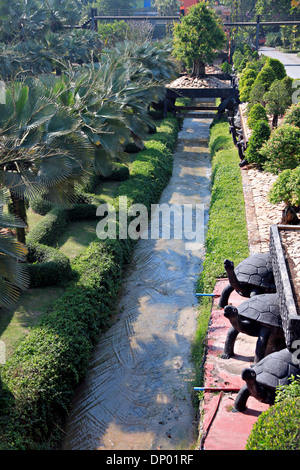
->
[0,77,94,243]
[0,192,29,308]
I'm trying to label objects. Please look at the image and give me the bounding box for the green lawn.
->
[192,116,249,397]
[57,219,98,259]
[0,286,64,360]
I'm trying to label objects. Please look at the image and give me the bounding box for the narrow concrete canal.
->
[63,103,213,451]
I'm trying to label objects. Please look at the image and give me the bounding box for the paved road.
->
[260,46,300,79]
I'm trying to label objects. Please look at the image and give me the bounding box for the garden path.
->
[62,102,214,450]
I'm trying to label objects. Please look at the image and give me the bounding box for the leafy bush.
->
[246,397,300,450]
[268,166,300,206]
[239,77,255,103]
[254,64,276,91]
[220,62,232,74]
[266,56,287,80]
[265,31,282,47]
[247,103,268,129]
[0,116,180,450]
[283,101,300,127]
[260,123,300,173]
[240,67,258,84]
[26,242,73,287]
[26,206,68,247]
[245,120,271,166]
[101,162,130,181]
[264,78,292,127]
[248,81,267,111]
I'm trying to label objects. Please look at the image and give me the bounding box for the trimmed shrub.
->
[26,242,73,287]
[0,116,180,450]
[239,77,255,103]
[247,103,268,129]
[268,166,300,206]
[101,162,130,181]
[66,203,98,222]
[264,78,292,127]
[266,56,287,80]
[246,397,300,450]
[26,206,68,247]
[260,123,300,173]
[245,120,271,167]
[283,101,300,127]
[248,81,267,111]
[30,198,54,216]
[220,62,232,74]
[254,64,276,91]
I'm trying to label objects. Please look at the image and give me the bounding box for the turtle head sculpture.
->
[219,253,276,308]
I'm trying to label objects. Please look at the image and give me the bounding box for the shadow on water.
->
[62,112,213,451]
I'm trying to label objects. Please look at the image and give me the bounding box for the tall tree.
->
[172,2,226,78]
[154,0,180,16]
[0,77,94,243]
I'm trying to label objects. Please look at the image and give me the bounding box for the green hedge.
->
[192,116,249,392]
[246,397,300,449]
[26,241,73,288]
[0,116,180,450]
[26,206,68,247]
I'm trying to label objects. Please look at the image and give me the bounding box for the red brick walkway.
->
[199,279,269,450]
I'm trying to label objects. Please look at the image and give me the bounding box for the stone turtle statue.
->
[234,348,300,412]
[218,252,276,308]
[222,293,285,364]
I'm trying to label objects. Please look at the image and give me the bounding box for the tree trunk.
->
[281,204,299,225]
[191,59,205,78]
[9,192,27,244]
[272,113,279,128]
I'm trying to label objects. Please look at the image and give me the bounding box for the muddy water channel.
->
[63,106,213,451]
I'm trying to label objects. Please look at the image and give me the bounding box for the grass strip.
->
[191,115,249,390]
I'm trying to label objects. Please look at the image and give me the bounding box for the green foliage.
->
[0,116,180,450]
[172,2,226,75]
[265,31,283,47]
[26,241,73,288]
[254,64,276,91]
[246,397,300,450]
[26,207,68,247]
[30,199,54,216]
[193,115,249,388]
[220,62,232,74]
[266,56,287,80]
[248,81,268,111]
[239,77,255,103]
[263,78,292,125]
[247,103,268,130]
[245,120,271,167]
[101,163,130,182]
[240,67,258,84]
[268,166,300,206]
[283,101,300,127]
[198,117,249,293]
[154,0,180,15]
[275,375,300,402]
[260,124,300,173]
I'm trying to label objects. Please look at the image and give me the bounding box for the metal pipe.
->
[194,387,241,392]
